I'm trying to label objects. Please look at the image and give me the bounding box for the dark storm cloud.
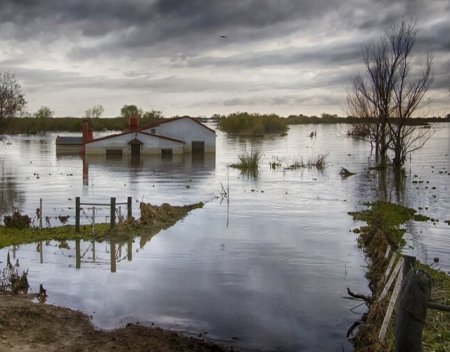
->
[3,65,252,94]
[171,39,366,69]
[1,0,447,61]
[0,0,448,116]
[1,0,330,41]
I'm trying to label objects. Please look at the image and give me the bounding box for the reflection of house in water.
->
[55,136,83,155]
[56,116,216,184]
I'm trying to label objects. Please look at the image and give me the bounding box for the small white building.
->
[83,116,216,159]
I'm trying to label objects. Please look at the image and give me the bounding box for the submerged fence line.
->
[75,196,132,232]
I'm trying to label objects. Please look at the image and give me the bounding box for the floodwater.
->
[1,123,449,351]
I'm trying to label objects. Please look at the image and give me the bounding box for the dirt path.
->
[0,295,229,352]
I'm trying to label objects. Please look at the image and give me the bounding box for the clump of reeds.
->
[284,154,327,170]
[269,157,282,170]
[1,253,29,294]
[285,160,305,170]
[230,150,261,177]
[306,154,327,170]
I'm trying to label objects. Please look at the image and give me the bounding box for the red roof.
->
[85,130,185,145]
[139,116,216,134]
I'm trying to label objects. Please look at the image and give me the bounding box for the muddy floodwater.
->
[1,123,449,351]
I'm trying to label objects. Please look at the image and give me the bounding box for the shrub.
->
[218,112,288,136]
[4,211,31,229]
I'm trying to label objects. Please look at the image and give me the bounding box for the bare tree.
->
[85,104,105,119]
[347,20,433,167]
[0,72,26,123]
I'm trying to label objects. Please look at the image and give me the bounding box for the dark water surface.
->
[1,123,449,351]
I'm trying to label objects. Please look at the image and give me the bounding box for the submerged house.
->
[82,116,216,159]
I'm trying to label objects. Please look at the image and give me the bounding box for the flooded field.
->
[1,123,449,351]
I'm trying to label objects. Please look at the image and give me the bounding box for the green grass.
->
[0,202,205,248]
[0,224,110,248]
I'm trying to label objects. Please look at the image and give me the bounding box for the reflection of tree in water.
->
[353,163,407,205]
[0,160,24,216]
[373,168,406,204]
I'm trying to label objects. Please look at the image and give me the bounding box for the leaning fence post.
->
[75,197,80,233]
[395,266,431,352]
[110,197,116,229]
[402,255,416,277]
[127,196,132,220]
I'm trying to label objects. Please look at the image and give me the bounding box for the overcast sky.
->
[1,0,449,118]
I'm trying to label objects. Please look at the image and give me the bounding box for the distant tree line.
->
[0,57,448,140]
[1,109,448,135]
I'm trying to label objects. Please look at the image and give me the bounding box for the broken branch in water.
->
[347,287,373,304]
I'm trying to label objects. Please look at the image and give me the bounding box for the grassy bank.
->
[0,202,204,249]
[349,201,449,351]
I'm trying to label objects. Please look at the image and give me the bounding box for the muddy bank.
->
[0,294,229,352]
[0,201,232,351]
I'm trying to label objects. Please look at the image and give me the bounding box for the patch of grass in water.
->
[349,201,430,248]
[284,154,327,171]
[230,150,261,177]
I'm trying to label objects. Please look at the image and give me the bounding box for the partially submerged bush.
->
[3,211,31,229]
[218,112,288,136]
[347,123,371,138]
[230,150,262,177]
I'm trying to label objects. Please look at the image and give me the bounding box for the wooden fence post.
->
[395,268,431,352]
[110,197,116,229]
[127,196,132,220]
[75,197,80,233]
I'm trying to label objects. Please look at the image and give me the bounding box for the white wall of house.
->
[142,118,216,153]
[85,132,184,155]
